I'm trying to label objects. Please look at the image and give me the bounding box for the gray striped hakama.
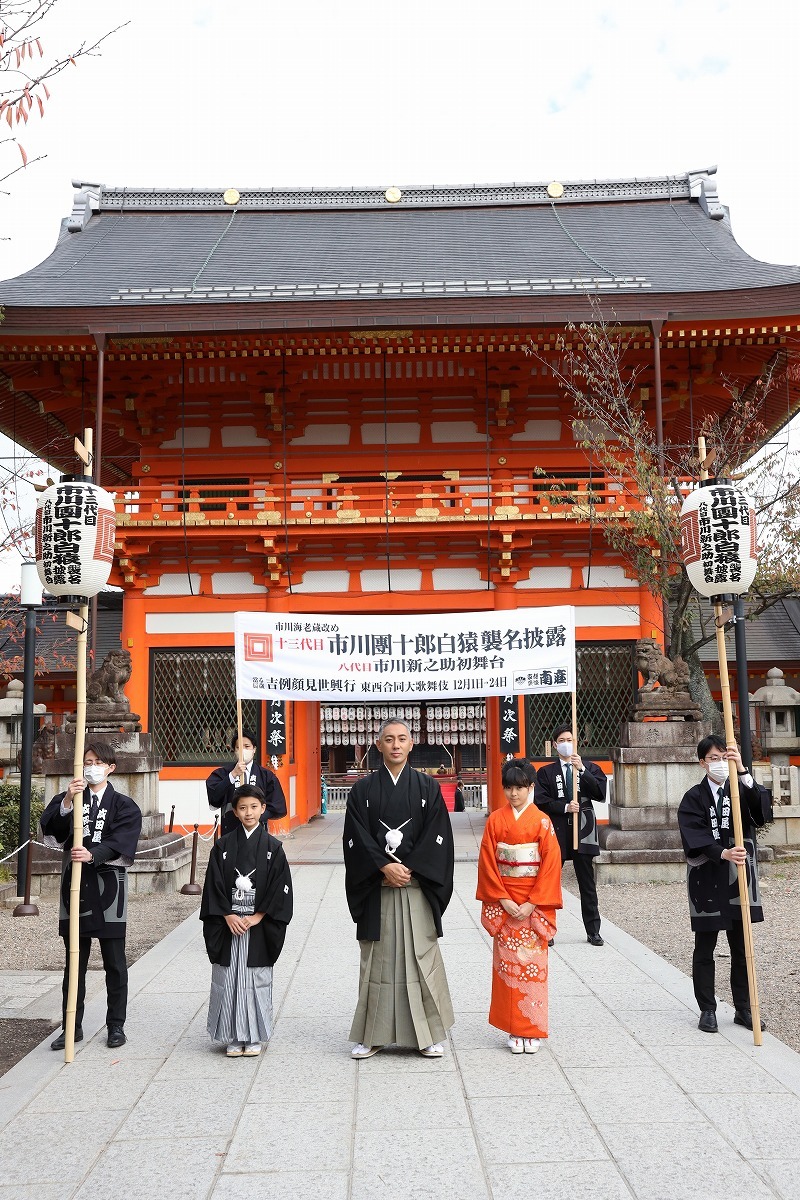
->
[207,899,274,1046]
[350,879,454,1050]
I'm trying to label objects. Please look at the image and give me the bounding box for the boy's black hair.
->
[232,784,266,807]
[85,740,116,766]
[697,734,727,761]
[552,723,574,742]
[501,758,535,788]
[231,729,258,751]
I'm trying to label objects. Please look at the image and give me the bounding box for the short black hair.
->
[552,724,573,742]
[233,784,266,807]
[231,729,258,751]
[698,734,727,761]
[85,740,116,766]
[501,758,535,788]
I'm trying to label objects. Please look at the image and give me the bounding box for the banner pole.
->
[65,426,93,1064]
[571,689,579,852]
[698,436,761,1047]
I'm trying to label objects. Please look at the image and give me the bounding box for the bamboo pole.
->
[64,427,93,1064]
[236,698,244,770]
[698,436,762,1047]
[571,690,579,851]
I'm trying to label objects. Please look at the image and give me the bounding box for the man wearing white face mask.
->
[678,734,771,1034]
[40,741,142,1050]
[206,729,287,836]
[533,723,607,945]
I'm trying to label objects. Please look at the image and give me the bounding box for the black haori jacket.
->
[533,759,607,861]
[200,824,293,968]
[205,762,287,835]
[41,783,142,939]
[343,764,455,942]
[677,775,772,933]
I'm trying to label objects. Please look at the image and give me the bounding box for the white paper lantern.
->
[679,480,757,598]
[35,478,116,599]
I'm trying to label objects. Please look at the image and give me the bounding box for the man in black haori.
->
[344,719,455,1060]
[40,740,142,1050]
[677,734,772,1034]
[533,722,607,946]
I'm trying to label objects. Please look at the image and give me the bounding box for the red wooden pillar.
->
[294,701,321,824]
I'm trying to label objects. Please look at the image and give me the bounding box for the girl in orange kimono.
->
[476,758,563,1053]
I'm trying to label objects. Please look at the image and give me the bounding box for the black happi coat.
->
[200,824,293,968]
[533,759,607,862]
[677,775,772,933]
[206,761,288,835]
[343,764,455,942]
[41,783,142,939]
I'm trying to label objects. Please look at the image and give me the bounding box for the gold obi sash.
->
[496,842,540,878]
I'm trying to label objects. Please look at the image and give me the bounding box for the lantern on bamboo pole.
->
[679,437,762,1045]
[35,431,116,1063]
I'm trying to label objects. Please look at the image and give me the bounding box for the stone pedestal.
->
[597,720,712,884]
[31,728,192,895]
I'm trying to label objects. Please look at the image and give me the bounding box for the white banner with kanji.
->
[234,607,575,702]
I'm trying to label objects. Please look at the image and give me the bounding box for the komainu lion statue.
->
[87,650,133,706]
[635,638,690,693]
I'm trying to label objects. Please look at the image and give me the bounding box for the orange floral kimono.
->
[476,801,563,1038]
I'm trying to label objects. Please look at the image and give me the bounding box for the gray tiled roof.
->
[1,169,799,308]
[1,595,122,675]
[691,598,800,664]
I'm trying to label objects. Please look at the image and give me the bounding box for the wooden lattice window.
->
[149,648,260,766]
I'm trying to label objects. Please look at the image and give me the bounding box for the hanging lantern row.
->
[321,705,422,723]
[321,720,423,737]
[35,478,117,599]
[679,478,757,598]
[322,730,433,746]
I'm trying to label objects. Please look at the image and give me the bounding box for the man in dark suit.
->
[40,741,142,1050]
[677,734,771,1034]
[206,729,287,836]
[533,722,607,946]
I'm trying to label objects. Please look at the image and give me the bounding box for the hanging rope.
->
[180,354,195,596]
[548,201,618,277]
[382,350,392,592]
[190,206,238,295]
[280,351,294,593]
[483,349,492,590]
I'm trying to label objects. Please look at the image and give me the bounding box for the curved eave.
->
[3,283,800,337]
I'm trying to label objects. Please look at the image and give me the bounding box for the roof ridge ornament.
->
[67,180,103,232]
[95,175,702,213]
[687,165,725,220]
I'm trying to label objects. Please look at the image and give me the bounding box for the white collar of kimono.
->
[243,825,259,838]
[382,763,406,784]
[512,796,534,820]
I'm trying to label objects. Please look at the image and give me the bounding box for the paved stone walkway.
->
[2,813,800,1199]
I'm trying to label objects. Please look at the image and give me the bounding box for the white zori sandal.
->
[507,1036,524,1054]
[352,1044,381,1059]
[523,1039,541,1054]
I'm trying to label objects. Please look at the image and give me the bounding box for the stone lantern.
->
[752,667,800,761]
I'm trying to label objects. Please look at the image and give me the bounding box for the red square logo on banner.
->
[680,511,702,564]
[94,509,116,564]
[244,633,273,662]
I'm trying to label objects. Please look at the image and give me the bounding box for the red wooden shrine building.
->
[1,169,799,824]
